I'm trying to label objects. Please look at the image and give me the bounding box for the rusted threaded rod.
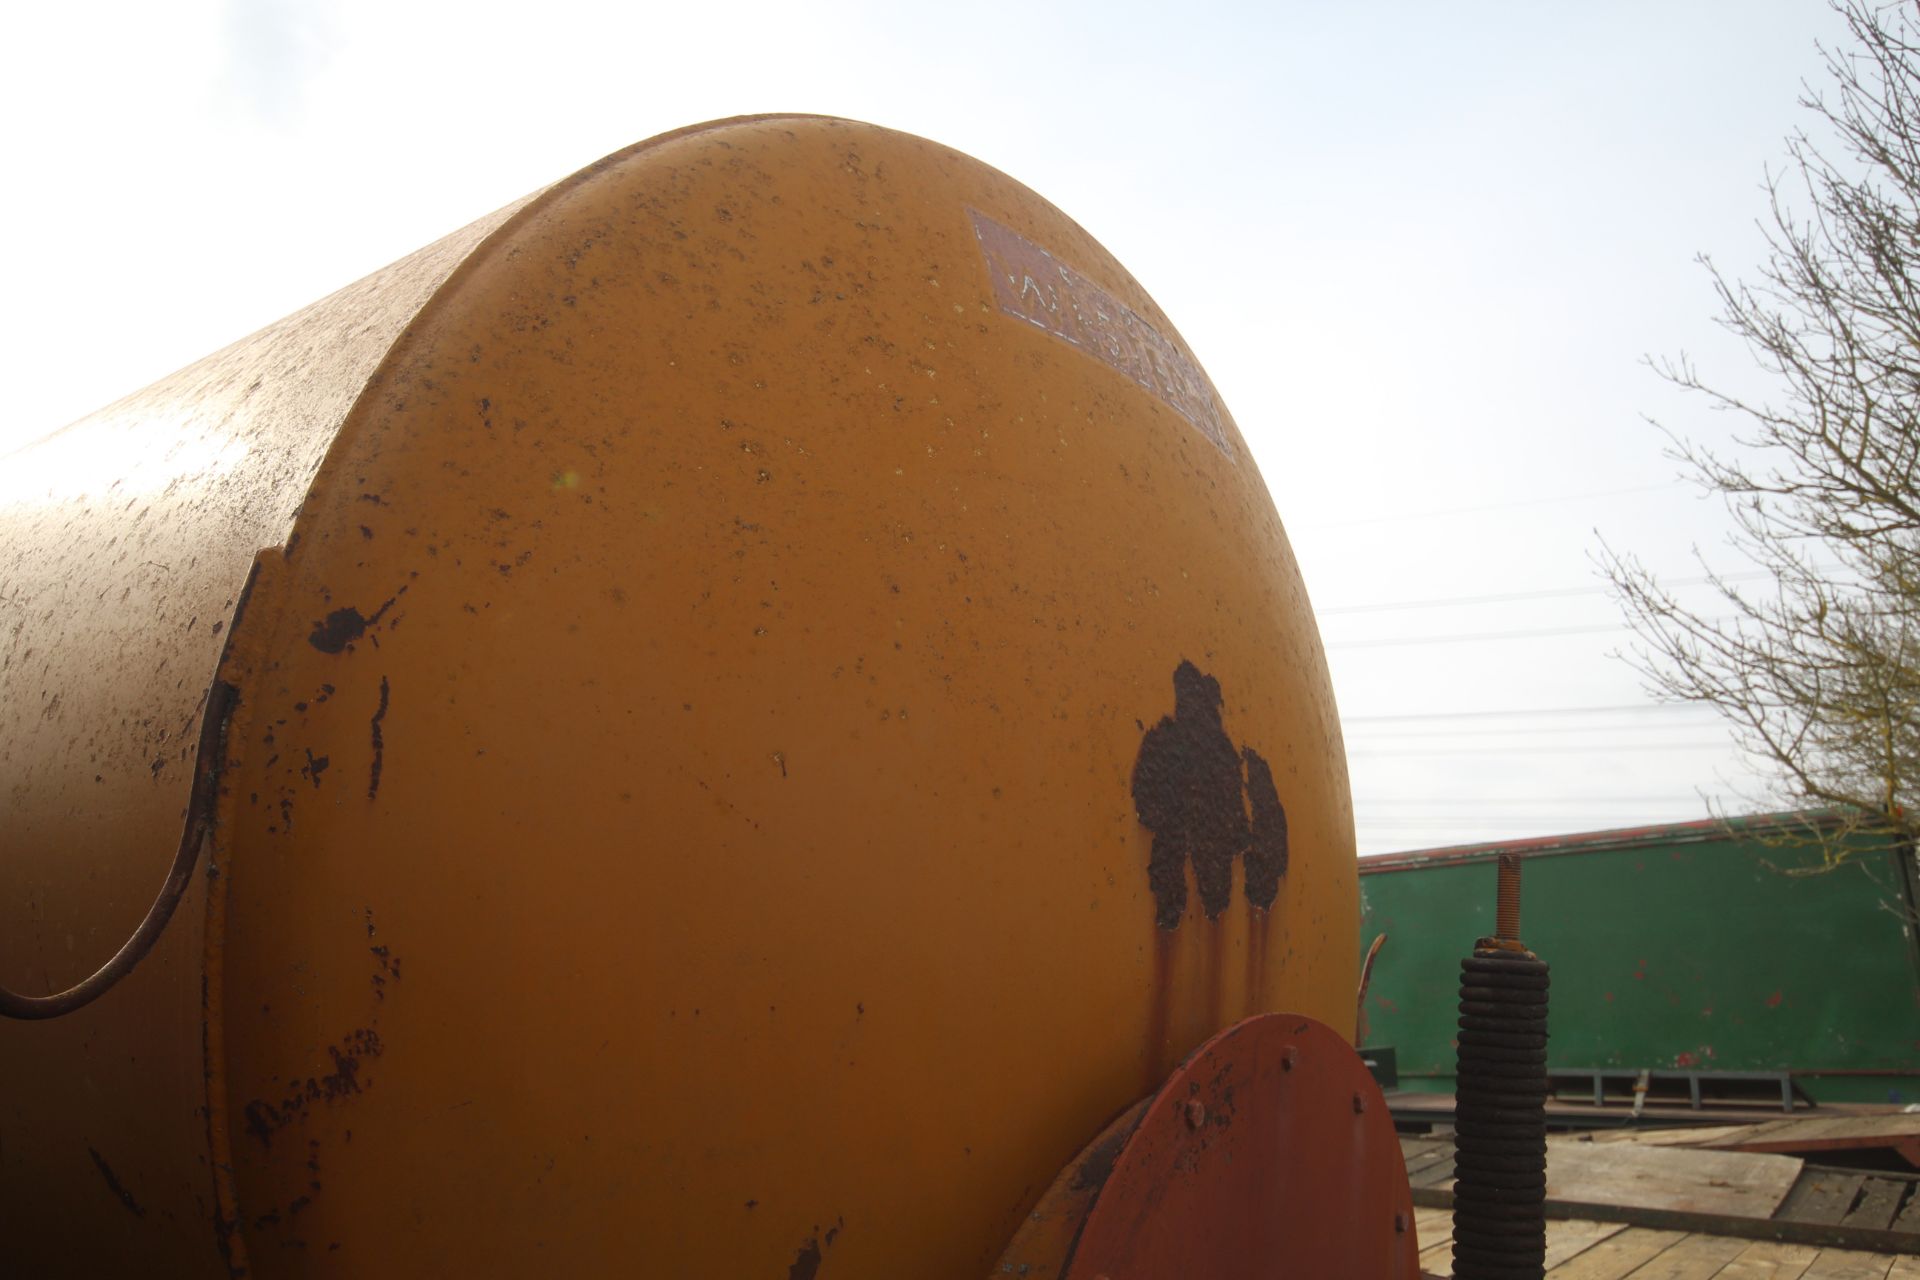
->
[1495,851,1522,941]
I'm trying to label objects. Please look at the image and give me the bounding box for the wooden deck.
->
[1415,1207,1920,1278]
[1574,1115,1920,1168]
[1389,1091,1917,1134]
[1402,1124,1920,1277]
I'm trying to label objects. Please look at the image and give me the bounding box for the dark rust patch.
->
[87,1146,145,1218]
[788,1218,842,1279]
[1131,663,1245,927]
[1131,662,1290,929]
[788,1238,822,1280]
[317,1033,377,1098]
[367,676,390,800]
[1241,748,1287,909]
[244,1100,277,1148]
[306,595,398,654]
[1068,1121,1128,1195]
[307,608,367,654]
[240,1029,384,1148]
[369,945,401,999]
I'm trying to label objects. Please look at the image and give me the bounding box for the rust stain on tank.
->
[787,1238,822,1280]
[1244,899,1272,1011]
[1131,662,1291,931]
[307,607,369,654]
[367,676,390,800]
[786,1218,841,1280]
[1241,747,1288,910]
[1132,662,1245,928]
[1204,913,1228,1030]
[1145,927,1177,1090]
[240,1028,384,1149]
[306,594,399,655]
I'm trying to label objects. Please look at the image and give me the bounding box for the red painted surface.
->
[1065,1014,1419,1279]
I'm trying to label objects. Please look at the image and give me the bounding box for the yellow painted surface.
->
[2,117,1353,1276]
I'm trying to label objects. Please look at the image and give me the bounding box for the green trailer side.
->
[1357,813,1920,1104]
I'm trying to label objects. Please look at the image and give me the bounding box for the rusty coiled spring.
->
[1451,852,1550,1280]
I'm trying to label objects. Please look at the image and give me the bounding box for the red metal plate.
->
[1063,1013,1420,1279]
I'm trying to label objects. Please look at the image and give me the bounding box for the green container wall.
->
[1357,817,1920,1105]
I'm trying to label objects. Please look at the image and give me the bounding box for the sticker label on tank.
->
[968,210,1235,461]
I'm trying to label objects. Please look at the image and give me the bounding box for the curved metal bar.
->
[0,680,236,1020]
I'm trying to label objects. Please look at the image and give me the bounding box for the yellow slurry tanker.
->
[0,117,1417,1278]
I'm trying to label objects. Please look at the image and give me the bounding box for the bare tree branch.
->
[1602,3,1920,882]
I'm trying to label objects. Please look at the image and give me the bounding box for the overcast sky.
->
[0,1,1856,853]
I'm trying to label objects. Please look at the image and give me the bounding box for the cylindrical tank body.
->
[0,117,1354,1277]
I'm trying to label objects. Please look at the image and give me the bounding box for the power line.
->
[1356,815,1705,826]
[1297,480,1687,531]
[1327,621,1631,649]
[1344,703,1714,723]
[1348,719,1726,741]
[1348,740,1736,757]
[1358,795,1714,806]
[1329,608,1754,650]
[1356,820,1709,834]
[1357,808,1722,822]
[1317,570,1777,616]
